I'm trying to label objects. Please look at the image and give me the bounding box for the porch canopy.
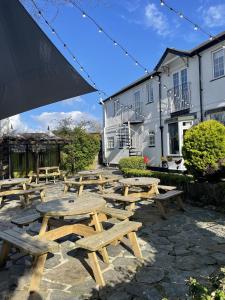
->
[0,0,95,120]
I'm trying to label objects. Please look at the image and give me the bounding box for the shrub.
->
[118,157,146,171]
[182,120,225,180]
[122,168,152,177]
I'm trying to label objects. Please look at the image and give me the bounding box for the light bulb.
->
[52,28,55,34]
[125,52,128,56]
[194,25,198,31]
[145,69,148,73]
[98,28,102,33]
[179,13,183,18]
[82,12,86,18]
[114,41,117,46]
[209,36,213,41]
[135,61,138,66]
[160,1,164,6]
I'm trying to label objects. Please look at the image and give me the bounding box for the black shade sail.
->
[0,0,96,120]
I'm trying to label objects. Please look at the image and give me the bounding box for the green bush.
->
[122,168,151,177]
[119,157,146,171]
[58,127,100,173]
[182,120,225,180]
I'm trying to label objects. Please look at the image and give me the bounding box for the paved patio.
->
[0,179,225,300]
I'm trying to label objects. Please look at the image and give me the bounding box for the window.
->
[213,49,224,79]
[107,137,114,149]
[173,72,180,98]
[181,69,188,101]
[168,123,179,154]
[113,99,120,116]
[149,131,155,147]
[146,82,154,103]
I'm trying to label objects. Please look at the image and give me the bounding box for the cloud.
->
[145,3,171,36]
[0,115,28,134]
[61,96,84,106]
[203,4,225,28]
[32,111,96,131]
[122,0,141,13]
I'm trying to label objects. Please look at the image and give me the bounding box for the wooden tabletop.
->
[0,178,28,187]
[38,166,59,171]
[36,195,106,217]
[78,170,103,176]
[119,177,160,186]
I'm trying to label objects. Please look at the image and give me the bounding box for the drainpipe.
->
[158,74,164,157]
[197,54,204,122]
[99,99,107,165]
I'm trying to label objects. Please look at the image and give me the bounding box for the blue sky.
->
[8,0,225,132]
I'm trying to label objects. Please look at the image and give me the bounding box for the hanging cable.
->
[30,0,108,98]
[160,0,225,45]
[69,0,149,74]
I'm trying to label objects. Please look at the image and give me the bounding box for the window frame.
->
[113,99,120,117]
[107,137,115,150]
[146,82,154,104]
[168,122,180,155]
[149,130,155,147]
[212,48,225,79]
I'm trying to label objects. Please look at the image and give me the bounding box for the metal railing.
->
[120,102,144,123]
[167,82,191,113]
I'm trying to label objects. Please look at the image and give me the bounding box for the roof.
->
[103,71,158,102]
[0,132,68,144]
[0,0,95,120]
[103,30,225,102]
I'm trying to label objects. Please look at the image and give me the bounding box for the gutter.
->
[158,74,164,157]
[197,54,204,121]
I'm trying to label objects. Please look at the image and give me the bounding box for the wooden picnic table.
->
[0,178,28,190]
[36,195,106,237]
[36,166,60,184]
[119,177,160,198]
[78,170,104,182]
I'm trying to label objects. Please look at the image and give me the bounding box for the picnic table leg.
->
[39,216,50,236]
[40,190,45,202]
[64,183,69,194]
[22,183,27,190]
[127,231,142,259]
[0,241,11,267]
[126,202,136,211]
[177,196,185,211]
[124,186,129,197]
[155,200,167,219]
[91,213,103,232]
[88,251,105,287]
[78,184,84,196]
[79,176,83,182]
[29,253,47,293]
[99,247,109,264]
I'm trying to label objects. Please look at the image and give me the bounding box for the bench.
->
[11,213,42,228]
[158,185,176,192]
[0,228,59,292]
[64,177,119,196]
[103,193,142,211]
[0,187,45,207]
[76,220,142,286]
[152,190,185,219]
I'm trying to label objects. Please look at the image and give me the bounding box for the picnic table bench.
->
[30,167,61,184]
[11,213,42,228]
[102,193,142,211]
[76,220,142,286]
[64,177,119,195]
[152,190,185,219]
[0,227,59,292]
[0,186,45,207]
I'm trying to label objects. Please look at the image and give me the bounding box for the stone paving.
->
[0,175,225,299]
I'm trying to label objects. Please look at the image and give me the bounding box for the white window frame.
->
[146,82,154,103]
[107,137,115,149]
[212,48,225,79]
[113,99,120,116]
[149,130,155,147]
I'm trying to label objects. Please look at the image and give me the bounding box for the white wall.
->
[103,40,225,167]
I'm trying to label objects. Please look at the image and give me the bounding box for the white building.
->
[102,31,225,170]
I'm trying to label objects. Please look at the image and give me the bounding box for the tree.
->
[182,120,225,180]
[54,118,100,173]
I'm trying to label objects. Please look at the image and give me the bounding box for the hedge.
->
[118,157,146,171]
[122,168,193,187]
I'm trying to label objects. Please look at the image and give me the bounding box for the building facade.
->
[102,31,225,170]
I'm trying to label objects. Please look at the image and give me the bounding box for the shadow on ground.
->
[0,183,225,299]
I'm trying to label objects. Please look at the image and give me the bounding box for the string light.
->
[159,0,225,47]
[82,12,86,18]
[30,0,108,98]
[69,0,149,74]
